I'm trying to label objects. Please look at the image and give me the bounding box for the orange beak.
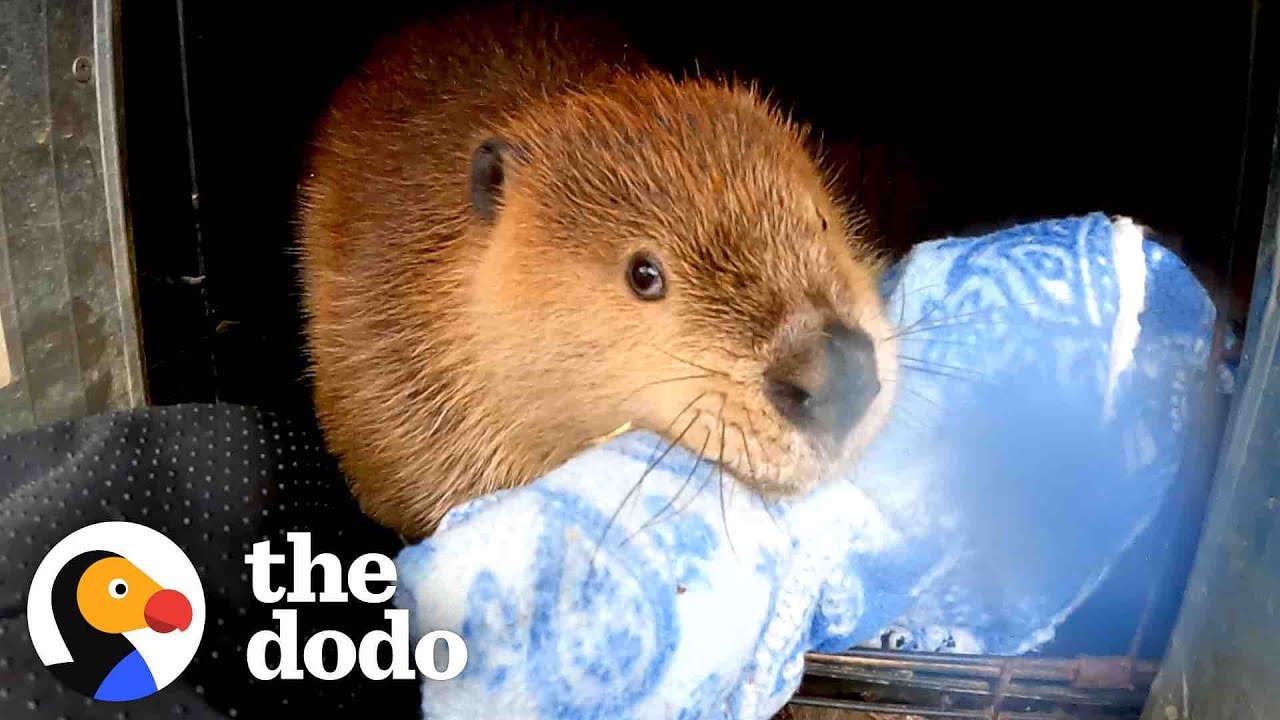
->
[144,589,192,633]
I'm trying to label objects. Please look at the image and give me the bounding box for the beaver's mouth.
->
[632,318,899,498]
[632,409,833,499]
[638,377,896,500]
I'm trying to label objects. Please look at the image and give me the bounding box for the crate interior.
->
[117,1,1274,714]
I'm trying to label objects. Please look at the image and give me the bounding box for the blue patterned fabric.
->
[392,213,1218,719]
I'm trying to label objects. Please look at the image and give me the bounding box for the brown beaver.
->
[297,6,898,540]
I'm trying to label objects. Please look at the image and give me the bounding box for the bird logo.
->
[27,522,205,702]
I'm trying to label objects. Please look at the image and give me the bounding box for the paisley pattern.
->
[459,571,524,690]
[526,488,680,719]
[860,214,1216,654]
[393,214,1220,719]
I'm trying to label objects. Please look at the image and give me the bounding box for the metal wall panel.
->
[0,0,145,434]
[1141,83,1280,720]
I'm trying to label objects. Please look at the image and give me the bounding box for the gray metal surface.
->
[0,0,145,435]
[1140,117,1280,719]
[792,650,1156,718]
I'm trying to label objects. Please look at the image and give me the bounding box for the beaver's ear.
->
[470,138,521,223]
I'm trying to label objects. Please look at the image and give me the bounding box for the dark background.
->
[115,0,1278,662]
[119,0,1275,410]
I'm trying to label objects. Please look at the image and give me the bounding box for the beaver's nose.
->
[764,322,881,445]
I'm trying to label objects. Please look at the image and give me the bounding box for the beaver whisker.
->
[726,416,785,525]
[891,289,964,333]
[659,396,734,527]
[617,373,713,406]
[885,282,977,338]
[731,421,757,478]
[893,336,983,349]
[887,318,1015,341]
[897,360,993,386]
[893,383,944,412]
[883,300,1042,341]
[894,280,947,329]
[717,415,737,558]
[736,409,781,490]
[730,424,788,533]
[869,371,936,443]
[626,427,711,543]
[640,391,711,467]
[655,348,731,378]
[644,408,705,490]
[592,394,709,565]
[660,389,732,517]
[741,409,770,465]
[896,355,991,381]
[754,489,786,535]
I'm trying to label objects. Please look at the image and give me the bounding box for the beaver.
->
[297,6,899,541]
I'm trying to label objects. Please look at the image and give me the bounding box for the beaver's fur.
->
[298,7,897,539]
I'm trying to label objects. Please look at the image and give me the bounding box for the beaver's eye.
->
[626,253,666,300]
[109,579,128,599]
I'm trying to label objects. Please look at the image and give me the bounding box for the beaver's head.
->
[463,75,898,500]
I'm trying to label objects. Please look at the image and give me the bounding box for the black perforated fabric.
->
[0,404,421,720]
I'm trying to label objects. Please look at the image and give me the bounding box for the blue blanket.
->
[392,213,1218,719]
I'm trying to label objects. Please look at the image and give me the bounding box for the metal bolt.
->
[71,56,91,82]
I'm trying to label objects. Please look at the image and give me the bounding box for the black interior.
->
[115,0,1277,668]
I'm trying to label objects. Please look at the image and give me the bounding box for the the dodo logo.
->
[26,521,206,702]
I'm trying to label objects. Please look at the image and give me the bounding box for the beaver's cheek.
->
[611,371,708,433]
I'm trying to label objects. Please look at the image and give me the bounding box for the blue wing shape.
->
[94,649,158,702]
